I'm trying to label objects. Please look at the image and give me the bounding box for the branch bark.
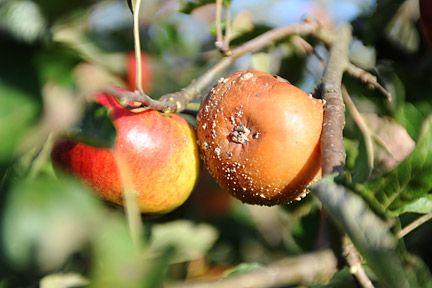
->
[320,25,351,175]
[343,237,375,288]
[114,20,319,113]
[165,250,336,288]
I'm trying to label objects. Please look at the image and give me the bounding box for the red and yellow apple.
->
[52,91,199,214]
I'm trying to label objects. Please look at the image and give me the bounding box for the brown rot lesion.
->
[230,123,251,144]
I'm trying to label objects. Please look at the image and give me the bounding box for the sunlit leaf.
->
[0,0,46,43]
[2,175,102,271]
[360,115,432,216]
[40,273,89,288]
[147,220,218,263]
[222,262,263,278]
[91,215,146,288]
[0,83,38,162]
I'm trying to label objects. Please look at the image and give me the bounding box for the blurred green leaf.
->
[403,253,432,288]
[0,0,46,43]
[179,0,231,14]
[396,102,429,139]
[222,262,263,278]
[385,0,420,53]
[142,246,175,288]
[68,103,116,148]
[40,273,89,288]
[90,215,145,288]
[376,65,405,114]
[311,268,356,288]
[0,84,38,162]
[311,178,410,288]
[147,220,218,263]
[360,115,432,216]
[2,175,102,271]
[35,45,81,87]
[352,127,373,183]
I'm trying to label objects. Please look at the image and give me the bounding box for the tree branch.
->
[313,25,381,288]
[398,212,432,238]
[165,250,336,288]
[345,64,392,102]
[320,25,351,175]
[343,236,375,288]
[312,29,392,101]
[114,20,319,113]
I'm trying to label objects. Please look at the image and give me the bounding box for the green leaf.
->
[90,215,146,288]
[141,246,175,288]
[40,273,89,288]
[361,115,432,216]
[147,220,218,263]
[68,103,116,148]
[222,263,263,278]
[376,65,405,114]
[311,268,356,288]
[0,0,47,43]
[0,83,38,162]
[179,0,231,14]
[2,175,102,271]
[311,178,410,288]
[352,128,373,183]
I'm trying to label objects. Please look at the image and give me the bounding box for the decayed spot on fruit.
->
[196,70,324,205]
[52,90,199,214]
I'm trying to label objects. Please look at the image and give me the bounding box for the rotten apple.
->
[52,91,199,214]
[196,70,323,205]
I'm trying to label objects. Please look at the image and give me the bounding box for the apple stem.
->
[133,0,144,93]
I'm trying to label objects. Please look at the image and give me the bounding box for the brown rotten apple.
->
[196,70,323,205]
[52,91,199,214]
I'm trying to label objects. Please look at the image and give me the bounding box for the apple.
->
[196,70,323,205]
[52,91,199,214]
[126,52,152,92]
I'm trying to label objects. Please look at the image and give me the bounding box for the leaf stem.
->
[133,0,143,93]
[398,213,432,238]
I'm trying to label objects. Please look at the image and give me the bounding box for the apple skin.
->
[127,52,152,92]
[196,70,323,205]
[52,92,199,214]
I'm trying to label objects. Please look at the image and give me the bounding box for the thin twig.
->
[165,250,337,288]
[215,0,231,55]
[133,0,144,93]
[343,236,375,288]
[342,86,374,177]
[311,30,392,101]
[345,64,392,102]
[398,213,432,238]
[320,25,351,175]
[371,133,398,160]
[159,19,319,110]
[115,20,319,112]
[215,0,224,51]
[223,7,232,55]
